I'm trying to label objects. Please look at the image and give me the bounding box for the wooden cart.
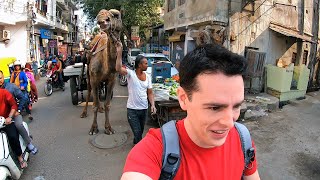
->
[152,87,187,127]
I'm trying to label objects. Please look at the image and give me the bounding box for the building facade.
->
[0,0,79,65]
[164,0,320,90]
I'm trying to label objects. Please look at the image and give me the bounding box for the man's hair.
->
[134,55,146,69]
[0,70,3,75]
[179,43,247,100]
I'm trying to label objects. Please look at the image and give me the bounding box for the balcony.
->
[55,18,69,33]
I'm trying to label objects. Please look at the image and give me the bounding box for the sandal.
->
[19,160,28,169]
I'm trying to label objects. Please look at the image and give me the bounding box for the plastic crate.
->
[152,62,171,83]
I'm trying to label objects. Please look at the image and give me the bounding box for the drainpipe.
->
[307,0,319,89]
[226,0,232,50]
[296,0,304,66]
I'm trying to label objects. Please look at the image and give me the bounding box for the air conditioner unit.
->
[2,30,10,40]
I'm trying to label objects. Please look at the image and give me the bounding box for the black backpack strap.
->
[159,120,181,180]
[234,122,255,178]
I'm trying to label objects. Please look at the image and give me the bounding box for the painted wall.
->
[230,0,314,66]
[0,23,28,65]
[164,0,228,30]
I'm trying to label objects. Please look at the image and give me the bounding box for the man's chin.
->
[207,137,228,148]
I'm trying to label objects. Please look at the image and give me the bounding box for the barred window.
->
[179,0,185,6]
[168,0,175,12]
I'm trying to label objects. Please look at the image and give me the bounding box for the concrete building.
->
[163,0,319,91]
[0,0,79,65]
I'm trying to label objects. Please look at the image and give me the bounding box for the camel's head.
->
[97,9,122,37]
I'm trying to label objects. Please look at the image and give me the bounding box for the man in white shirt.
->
[116,43,156,144]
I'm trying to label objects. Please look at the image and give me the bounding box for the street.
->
[21,79,133,180]
[20,78,320,180]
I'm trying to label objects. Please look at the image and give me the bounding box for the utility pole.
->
[307,0,319,90]
[26,1,31,62]
[26,1,36,63]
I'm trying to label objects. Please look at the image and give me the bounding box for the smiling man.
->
[121,44,260,180]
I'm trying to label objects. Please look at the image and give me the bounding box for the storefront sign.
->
[58,44,68,60]
[40,29,51,39]
[131,26,139,41]
[49,40,57,48]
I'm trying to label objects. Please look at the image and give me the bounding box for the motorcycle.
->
[0,116,30,180]
[44,70,65,96]
[39,64,47,78]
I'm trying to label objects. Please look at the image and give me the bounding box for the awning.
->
[269,23,316,43]
[169,32,185,42]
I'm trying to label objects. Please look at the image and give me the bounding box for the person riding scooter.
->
[9,60,33,120]
[0,88,27,169]
[49,57,64,89]
[0,70,38,155]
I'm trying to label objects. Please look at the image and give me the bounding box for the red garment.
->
[0,89,17,118]
[123,120,258,180]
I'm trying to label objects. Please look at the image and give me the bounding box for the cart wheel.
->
[70,76,78,105]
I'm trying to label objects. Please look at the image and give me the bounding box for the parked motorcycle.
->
[0,116,30,180]
[44,70,65,96]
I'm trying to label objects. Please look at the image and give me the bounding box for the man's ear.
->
[177,87,188,111]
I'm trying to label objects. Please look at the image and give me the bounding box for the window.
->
[35,0,47,16]
[292,52,297,64]
[303,50,308,65]
[179,0,185,6]
[168,0,175,12]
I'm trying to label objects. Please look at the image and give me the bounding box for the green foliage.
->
[78,0,164,40]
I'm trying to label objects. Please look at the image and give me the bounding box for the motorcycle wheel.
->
[119,74,128,86]
[40,70,46,77]
[44,83,53,96]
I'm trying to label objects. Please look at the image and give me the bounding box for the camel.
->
[80,9,122,135]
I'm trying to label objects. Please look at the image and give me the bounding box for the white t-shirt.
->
[126,69,152,109]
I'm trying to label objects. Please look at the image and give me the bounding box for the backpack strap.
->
[234,122,255,177]
[159,120,181,180]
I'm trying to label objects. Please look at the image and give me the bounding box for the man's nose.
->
[221,108,235,128]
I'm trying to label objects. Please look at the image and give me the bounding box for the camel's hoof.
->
[98,107,104,113]
[105,127,115,135]
[80,112,87,118]
[89,127,99,135]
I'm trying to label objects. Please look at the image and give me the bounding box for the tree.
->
[78,0,163,43]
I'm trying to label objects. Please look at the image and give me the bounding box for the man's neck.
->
[135,69,143,75]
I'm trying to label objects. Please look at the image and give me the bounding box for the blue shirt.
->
[2,82,28,111]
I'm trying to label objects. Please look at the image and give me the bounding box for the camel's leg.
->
[89,82,100,135]
[81,66,91,118]
[104,78,116,135]
[80,83,91,118]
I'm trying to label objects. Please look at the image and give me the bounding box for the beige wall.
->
[164,0,228,30]
[230,0,314,65]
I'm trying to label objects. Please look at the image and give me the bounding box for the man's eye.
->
[210,107,221,111]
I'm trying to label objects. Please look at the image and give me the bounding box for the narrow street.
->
[20,78,320,180]
[21,79,133,180]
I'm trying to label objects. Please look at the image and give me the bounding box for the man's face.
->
[14,65,20,71]
[139,58,148,71]
[178,72,244,148]
[0,72,4,87]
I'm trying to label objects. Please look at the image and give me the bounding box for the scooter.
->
[0,116,30,180]
[44,70,65,96]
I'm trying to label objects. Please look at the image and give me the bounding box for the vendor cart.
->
[63,63,108,105]
[152,83,187,127]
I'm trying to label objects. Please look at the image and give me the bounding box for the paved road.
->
[21,78,135,180]
[21,78,320,180]
[245,92,320,180]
